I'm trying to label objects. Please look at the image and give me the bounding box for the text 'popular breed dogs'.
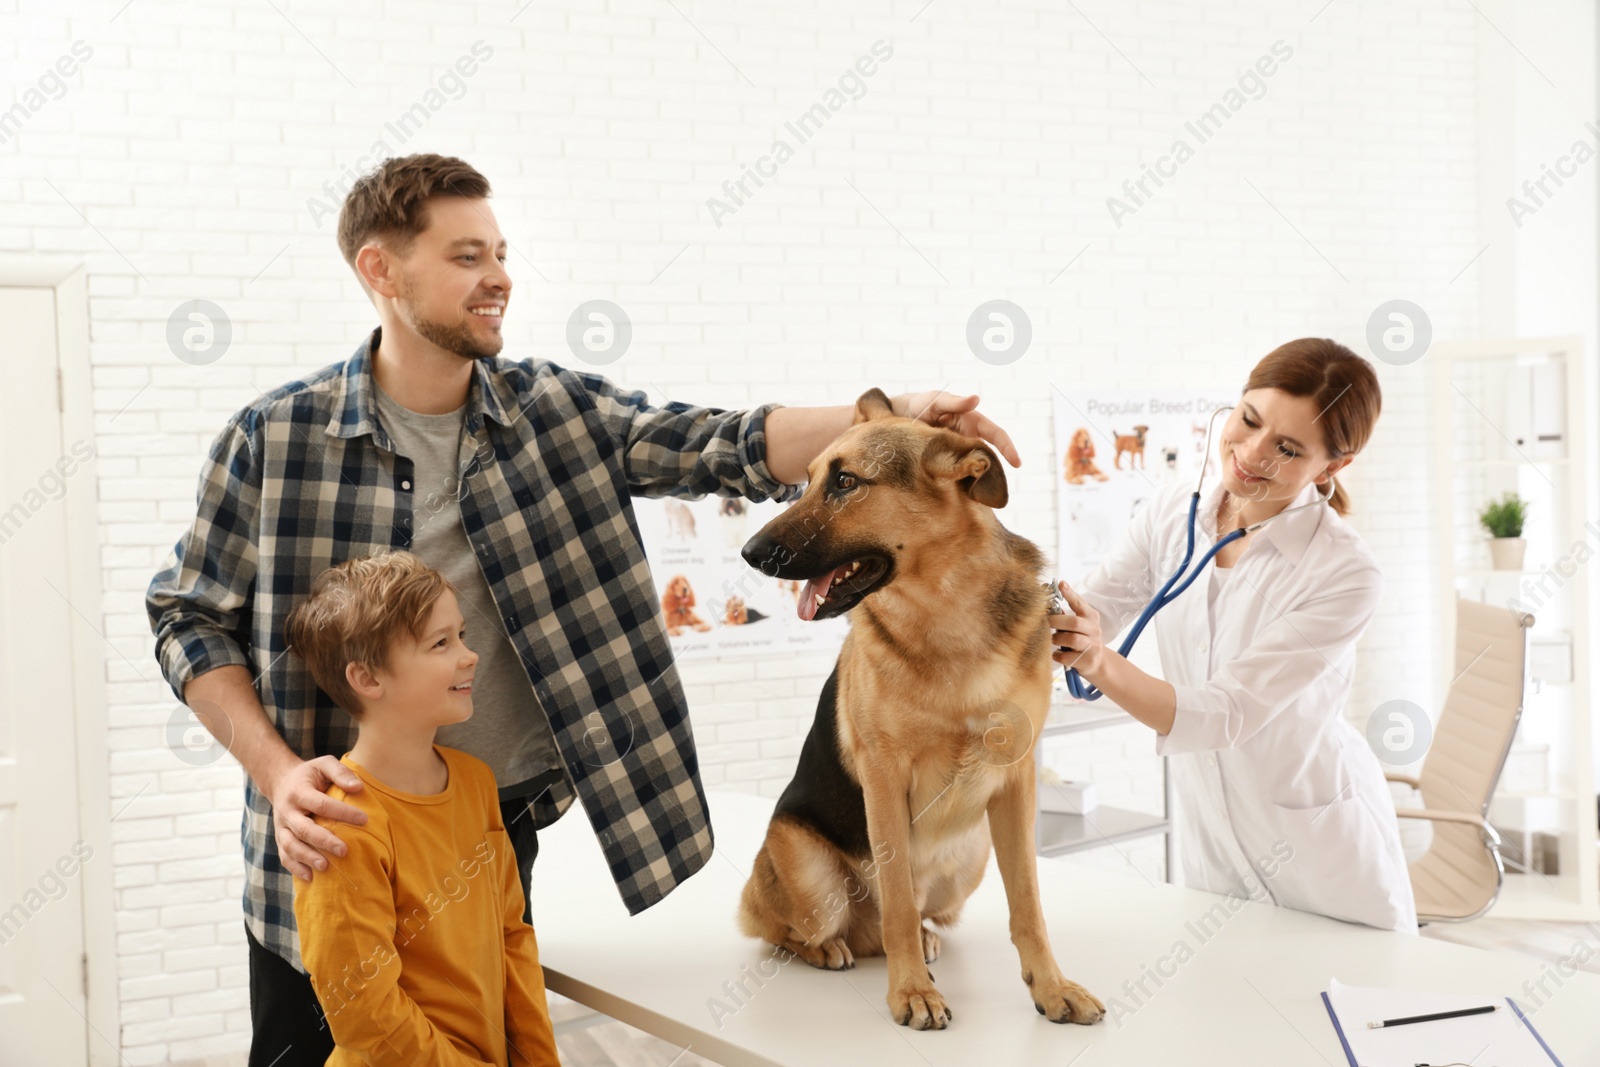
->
[736,388,1106,1031]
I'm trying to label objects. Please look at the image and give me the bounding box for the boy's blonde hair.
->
[284,550,456,717]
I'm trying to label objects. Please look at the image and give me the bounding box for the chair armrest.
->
[1385,773,1421,789]
[1393,807,1502,848]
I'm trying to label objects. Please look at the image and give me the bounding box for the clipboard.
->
[1321,978,1564,1067]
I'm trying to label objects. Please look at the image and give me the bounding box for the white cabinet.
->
[1431,336,1599,920]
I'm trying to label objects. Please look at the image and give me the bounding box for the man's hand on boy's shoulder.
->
[265,753,369,881]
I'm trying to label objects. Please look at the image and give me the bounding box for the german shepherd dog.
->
[736,389,1106,1031]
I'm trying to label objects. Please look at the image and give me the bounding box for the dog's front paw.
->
[793,936,855,971]
[889,979,952,1031]
[1030,976,1105,1025]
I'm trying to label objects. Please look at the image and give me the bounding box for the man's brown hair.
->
[284,550,457,717]
[336,153,492,272]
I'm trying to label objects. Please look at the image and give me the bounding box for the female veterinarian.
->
[1050,338,1417,933]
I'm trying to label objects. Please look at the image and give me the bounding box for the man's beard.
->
[398,277,502,361]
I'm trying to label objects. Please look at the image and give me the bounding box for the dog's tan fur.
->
[737,389,1105,1030]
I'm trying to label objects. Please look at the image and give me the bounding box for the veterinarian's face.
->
[376,590,479,726]
[388,197,510,361]
[1218,388,1343,510]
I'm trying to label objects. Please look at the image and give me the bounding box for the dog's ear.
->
[922,429,1007,508]
[852,388,896,425]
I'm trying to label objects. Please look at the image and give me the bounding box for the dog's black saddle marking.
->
[771,663,871,858]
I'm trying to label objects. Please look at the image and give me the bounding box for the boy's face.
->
[371,196,511,362]
[366,589,479,727]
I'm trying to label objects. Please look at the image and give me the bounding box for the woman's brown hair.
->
[1243,338,1382,517]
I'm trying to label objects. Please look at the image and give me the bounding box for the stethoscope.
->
[1060,404,1338,701]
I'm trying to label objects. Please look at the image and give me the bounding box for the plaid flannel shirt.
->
[146,326,802,973]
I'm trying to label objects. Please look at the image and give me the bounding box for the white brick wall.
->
[2,0,1499,1060]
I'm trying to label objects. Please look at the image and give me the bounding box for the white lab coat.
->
[1078,477,1418,933]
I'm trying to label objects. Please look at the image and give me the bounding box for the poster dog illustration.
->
[1063,427,1110,485]
[660,574,713,635]
[1111,425,1148,470]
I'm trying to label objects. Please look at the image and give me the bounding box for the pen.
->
[1366,1004,1499,1029]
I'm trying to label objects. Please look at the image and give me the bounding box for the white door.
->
[0,285,91,1064]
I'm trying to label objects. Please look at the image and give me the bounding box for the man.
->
[147,153,1019,1066]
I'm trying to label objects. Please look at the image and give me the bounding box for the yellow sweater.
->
[292,745,560,1067]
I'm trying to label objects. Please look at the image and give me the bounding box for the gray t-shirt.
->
[372,380,564,797]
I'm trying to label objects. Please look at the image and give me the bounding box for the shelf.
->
[1041,703,1133,736]
[1035,805,1169,856]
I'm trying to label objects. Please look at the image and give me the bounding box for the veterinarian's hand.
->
[265,755,367,881]
[1049,580,1105,678]
[892,390,1021,468]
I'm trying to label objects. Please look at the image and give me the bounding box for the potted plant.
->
[1479,492,1530,570]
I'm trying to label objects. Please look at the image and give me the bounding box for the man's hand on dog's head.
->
[266,754,368,881]
[890,390,1022,469]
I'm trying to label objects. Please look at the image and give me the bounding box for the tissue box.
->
[1038,777,1097,815]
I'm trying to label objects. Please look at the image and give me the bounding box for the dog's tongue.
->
[798,566,847,622]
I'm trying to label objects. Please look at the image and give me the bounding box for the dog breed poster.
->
[1053,388,1234,578]
[636,494,849,660]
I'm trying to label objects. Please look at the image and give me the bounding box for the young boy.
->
[286,550,562,1066]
